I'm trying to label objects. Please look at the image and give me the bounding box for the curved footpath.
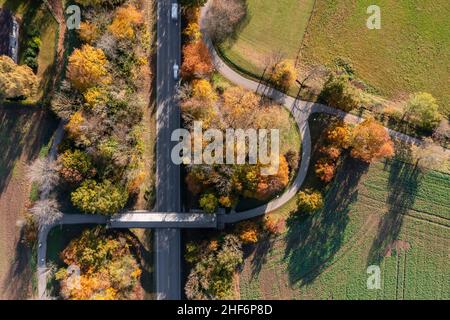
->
[199,3,422,223]
[36,2,440,299]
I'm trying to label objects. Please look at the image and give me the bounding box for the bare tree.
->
[28,158,60,197]
[433,119,450,147]
[297,65,329,91]
[204,0,246,43]
[411,138,449,172]
[29,199,63,227]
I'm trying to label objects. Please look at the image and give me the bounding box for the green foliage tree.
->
[58,149,96,184]
[199,193,218,213]
[185,234,243,300]
[404,92,442,131]
[318,74,360,112]
[71,179,128,215]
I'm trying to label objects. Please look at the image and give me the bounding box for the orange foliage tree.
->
[181,40,213,78]
[350,118,394,162]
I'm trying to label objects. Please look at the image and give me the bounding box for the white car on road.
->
[173,63,179,80]
[171,3,178,21]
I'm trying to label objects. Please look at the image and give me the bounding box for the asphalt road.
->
[154,0,182,300]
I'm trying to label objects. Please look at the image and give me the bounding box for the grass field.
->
[219,0,315,77]
[238,115,450,300]
[218,0,450,116]
[299,0,450,115]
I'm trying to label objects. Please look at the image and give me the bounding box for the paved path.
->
[199,2,426,223]
[36,0,442,300]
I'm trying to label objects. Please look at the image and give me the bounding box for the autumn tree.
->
[199,193,218,213]
[57,149,96,184]
[181,40,213,78]
[67,44,110,92]
[0,55,38,100]
[327,124,351,148]
[297,189,324,213]
[108,4,144,40]
[255,156,290,200]
[350,118,394,163]
[27,158,60,196]
[315,161,336,183]
[318,74,360,112]
[71,179,128,215]
[181,0,207,7]
[236,220,259,244]
[56,226,142,300]
[269,59,296,91]
[184,22,201,42]
[185,234,243,300]
[29,199,63,227]
[192,79,217,101]
[403,92,442,131]
[78,21,99,43]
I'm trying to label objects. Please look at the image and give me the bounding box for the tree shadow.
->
[283,157,369,286]
[0,227,33,299]
[367,146,421,265]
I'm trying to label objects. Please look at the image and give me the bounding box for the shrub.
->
[199,193,218,213]
[318,74,360,112]
[236,220,259,244]
[404,92,442,131]
[58,149,96,184]
[297,189,324,213]
[269,59,296,91]
[315,161,336,183]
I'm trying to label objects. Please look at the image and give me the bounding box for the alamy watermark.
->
[367,265,381,290]
[367,5,381,29]
[171,121,280,176]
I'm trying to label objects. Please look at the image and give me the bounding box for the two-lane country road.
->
[154,0,182,300]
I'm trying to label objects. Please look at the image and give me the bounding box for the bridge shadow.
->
[283,156,368,286]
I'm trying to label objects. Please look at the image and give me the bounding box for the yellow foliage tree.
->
[67,44,109,92]
[270,59,296,91]
[0,55,38,100]
[66,111,85,140]
[83,86,107,108]
[184,22,201,42]
[192,79,217,101]
[236,221,259,244]
[109,4,144,40]
[78,21,99,43]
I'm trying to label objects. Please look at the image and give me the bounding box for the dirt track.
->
[0,107,58,299]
